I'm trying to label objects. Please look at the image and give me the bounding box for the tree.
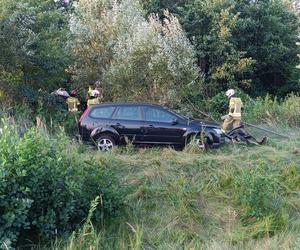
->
[0,0,72,94]
[68,0,116,90]
[142,0,300,97]
[234,0,299,96]
[180,0,254,97]
[0,1,36,86]
[69,0,200,105]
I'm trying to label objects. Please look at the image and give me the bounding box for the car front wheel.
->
[193,132,213,149]
[96,134,116,151]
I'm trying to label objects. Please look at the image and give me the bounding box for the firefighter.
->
[87,90,100,107]
[66,90,80,112]
[222,89,243,131]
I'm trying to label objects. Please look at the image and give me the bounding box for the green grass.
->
[36,126,300,250]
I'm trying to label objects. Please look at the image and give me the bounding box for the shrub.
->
[234,162,287,237]
[0,119,123,248]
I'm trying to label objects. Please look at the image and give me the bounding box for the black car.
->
[78,103,225,151]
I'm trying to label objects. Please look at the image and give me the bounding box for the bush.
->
[234,163,287,237]
[0,119,123,248]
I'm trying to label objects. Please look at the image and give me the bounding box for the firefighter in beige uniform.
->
[222,89,243,131]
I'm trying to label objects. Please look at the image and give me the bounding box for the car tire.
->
[95,134,116,151]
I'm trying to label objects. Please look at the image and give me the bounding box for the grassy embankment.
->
[2,94,298,249]
[47,126,300,250]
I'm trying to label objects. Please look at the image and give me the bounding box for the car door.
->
[141,106,187,144]
[111,105,144,142]
[89,105,117,129]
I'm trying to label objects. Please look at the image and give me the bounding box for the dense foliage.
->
[69,0,199,105]
[145,0,300,97]
[181,0,254,96]
[0,0,72,94]
[1,0,299,109]
[0,120,123,248]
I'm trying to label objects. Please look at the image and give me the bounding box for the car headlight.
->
[213,128,223,135]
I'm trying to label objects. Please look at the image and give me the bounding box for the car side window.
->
[114,106,141,121]
[144,106,176,123]
[89,106,116,119]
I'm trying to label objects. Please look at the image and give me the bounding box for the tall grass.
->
[244,94,300,127]
[35,130,300,250]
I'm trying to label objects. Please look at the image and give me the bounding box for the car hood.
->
[189,119,221,129]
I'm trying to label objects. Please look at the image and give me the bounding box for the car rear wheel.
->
[96,134,116,151]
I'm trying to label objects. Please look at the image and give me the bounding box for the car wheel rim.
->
[97,138,113,151]
[195,138,206,149]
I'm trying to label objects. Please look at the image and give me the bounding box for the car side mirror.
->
[171,118,178,125]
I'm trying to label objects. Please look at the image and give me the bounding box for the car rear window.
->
[89,106,115,119]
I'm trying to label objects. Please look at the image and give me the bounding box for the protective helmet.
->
[92,90,100,97]
[70,90,77,97]
[55,88,70,98]
[225,89,235,98]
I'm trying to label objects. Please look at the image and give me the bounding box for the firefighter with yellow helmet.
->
[222,89,243,131]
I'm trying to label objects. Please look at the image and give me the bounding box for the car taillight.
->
[79,107,90,124]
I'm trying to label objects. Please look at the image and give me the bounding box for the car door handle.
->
[115,123,123,127]
[148,124,154,128]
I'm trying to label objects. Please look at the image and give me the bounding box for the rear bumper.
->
[78,124,91,142]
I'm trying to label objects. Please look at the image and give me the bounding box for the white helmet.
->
[225,89,235,98]
[91,90,100,97]
[53,88,70,98]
